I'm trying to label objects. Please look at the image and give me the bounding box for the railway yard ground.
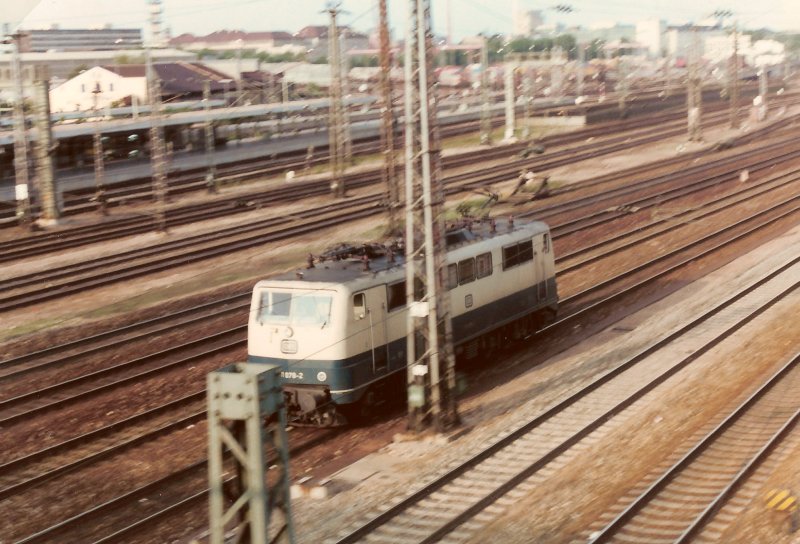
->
[2,97,800,543]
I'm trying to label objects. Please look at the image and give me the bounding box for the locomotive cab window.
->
[543,233,551,253]
[353,293,366,320]
[258,289,332,326]
[458,258,476,285]
[476,252,493,278]
[259,290,291,322]
[502,239,534,270]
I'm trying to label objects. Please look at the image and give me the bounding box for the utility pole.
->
[617,56,628,117]
[576,43,585,98]
[146,50,169,232]
[550,46,564,99]
[9,31,32,227]
[729,22,739,128]
[203,80,218,193]
[404,0,459,433]
[340,28,354,165]
[521,68,532,140]
[687,28,703,142]
[378,0,400,234]
[92,118,107,215]
[479,35,492,145]
[664,54,672,97]
[503,59,516,141]
[33,76,59,224]
[235,38,243,105]
[758,65,768,120]
[326,3,347,197]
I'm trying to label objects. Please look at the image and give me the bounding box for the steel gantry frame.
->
[404,0,459,433]
[207,363,295,544]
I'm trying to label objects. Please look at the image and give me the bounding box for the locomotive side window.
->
[476,252,493,278]
[353,293,366,320]
[448,264,458,290]
[387,279,423,310]
[458,258,475,285]
[543,233,551,253]
[387,282,405,311]
[502,239,534,270]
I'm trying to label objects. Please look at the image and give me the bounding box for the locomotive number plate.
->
[280,371,305,380]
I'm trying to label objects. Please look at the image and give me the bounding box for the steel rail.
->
[589,351,800,543]
[333,257,800,543]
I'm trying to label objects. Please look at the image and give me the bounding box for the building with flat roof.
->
[19,27,143,52]
[0,48,195,101]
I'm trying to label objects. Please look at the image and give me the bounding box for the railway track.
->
[0,103,733,262]
[2,118,798,313]
[5,131,800,542]
[0,88,780,242]
[332,256,800,544]
[588,351,800,543]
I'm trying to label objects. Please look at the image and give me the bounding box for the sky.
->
[13,0,800,41]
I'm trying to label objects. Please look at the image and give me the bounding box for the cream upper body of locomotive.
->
[247,220,556,372]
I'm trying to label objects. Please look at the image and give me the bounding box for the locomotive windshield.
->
[257,289,333,326]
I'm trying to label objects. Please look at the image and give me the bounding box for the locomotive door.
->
[360,288,389,374]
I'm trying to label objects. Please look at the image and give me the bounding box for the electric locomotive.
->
[246,218,558,426]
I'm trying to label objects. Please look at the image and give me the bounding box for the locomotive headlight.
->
[284,326,294,338]
[280,339,298,354]
[317,371,327,382]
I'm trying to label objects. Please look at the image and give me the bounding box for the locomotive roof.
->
[256,219,549,289]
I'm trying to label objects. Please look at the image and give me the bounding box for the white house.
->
[49,62,232,112]
[49,65,145,112]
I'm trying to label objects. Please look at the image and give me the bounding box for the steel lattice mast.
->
[146,49,169,232]
[326,4,347,198]
[479,35,492,145]
[404,0,459,433]
[378,0,400,233]
[10,31,32,226]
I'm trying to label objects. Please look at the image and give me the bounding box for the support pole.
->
[758,65,768,120]
[404,0,459,434]
[146,50,169,232]
[503,60,516,141]
[687,28,703,142]
[203,80,218,193]
[340,28,353,165]
[521,68,532,140]
[576,43,585,98]
[617,56,628,117]
[207,363,295,544]
[10,31,32,227]
[550,47,564,99]
[378,0,400,234]
[479,35,492,145]
[729,22,739,129]
[92,120,108,215]
[34,77,59,224]
[326,4,346,198]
